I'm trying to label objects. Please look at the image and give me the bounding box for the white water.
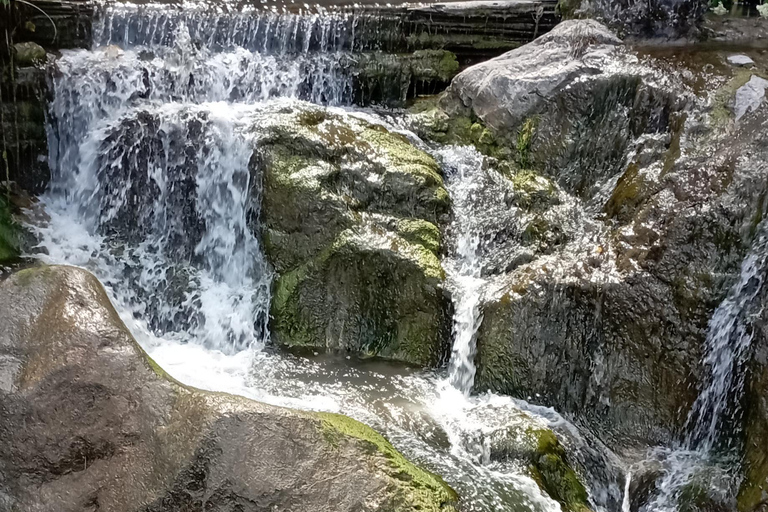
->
[27,4,626,511]
[437,146,486,397]
[643,224,768,511]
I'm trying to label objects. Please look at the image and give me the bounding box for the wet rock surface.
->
[0,265,458,512]
[418,23,768,453]
[257,104,452,366]
[558,0,708,39]
[442,20,682,201]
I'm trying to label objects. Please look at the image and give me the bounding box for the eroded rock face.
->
[256,105,452,367]
[0,265,458,512]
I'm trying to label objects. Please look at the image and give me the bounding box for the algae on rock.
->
[256,104,452,366]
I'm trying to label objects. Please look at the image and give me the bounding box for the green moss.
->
[410,50,460,82]
[527,428,593,512]
[406,95,512,159]
[517,117,538,169]
[317,411,458,511]
[511,169,557,210]
[603,162,645,220]
[358,125,444,187]
[0,196,22,264]
[397,218,442,254]
[271,264,315,347]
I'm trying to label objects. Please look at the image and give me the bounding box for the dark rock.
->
[0,196,22,265]
[0,265,458,512]
[558,0,708,39]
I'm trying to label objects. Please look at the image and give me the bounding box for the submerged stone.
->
[0,265,459,512]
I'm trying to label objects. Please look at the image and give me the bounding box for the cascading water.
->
[29,3,625,511]
[437,146,486,396]
[644,223,768,511]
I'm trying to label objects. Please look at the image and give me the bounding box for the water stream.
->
[643,224,768,511]
[29,4,619,511]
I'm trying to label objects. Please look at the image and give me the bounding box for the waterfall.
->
[93,5,404,54]
[645,223,768,511]
[30,4,624,511]
[684,225,768,451]
[435,146,487,396]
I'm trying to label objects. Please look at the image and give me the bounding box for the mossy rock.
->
[318,412,459,511]
[270,226,449,366]
[258,105,451,366]
[407,95,512,160]
[527,428,593,512]
[13,42,46,66]
[483,417,593,512]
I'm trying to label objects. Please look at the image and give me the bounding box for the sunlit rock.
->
[734,75,768,121]
[0,265,458,512]
[256,104,452,366]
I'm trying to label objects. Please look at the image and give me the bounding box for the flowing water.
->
[642,224,768,511]
[27,3,628,511]
[24,3,762,511]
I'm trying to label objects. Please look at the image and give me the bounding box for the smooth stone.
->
[727,54,755,67]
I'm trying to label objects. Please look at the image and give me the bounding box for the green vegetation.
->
[516,117,538,169]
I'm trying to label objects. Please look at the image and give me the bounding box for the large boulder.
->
[0,265,458,511]
[257,105,453,367]
[426,27,768,452]
[440,20,682,202]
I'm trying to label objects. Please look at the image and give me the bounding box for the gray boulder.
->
[0,265,458,512]
[441,20,681,202]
